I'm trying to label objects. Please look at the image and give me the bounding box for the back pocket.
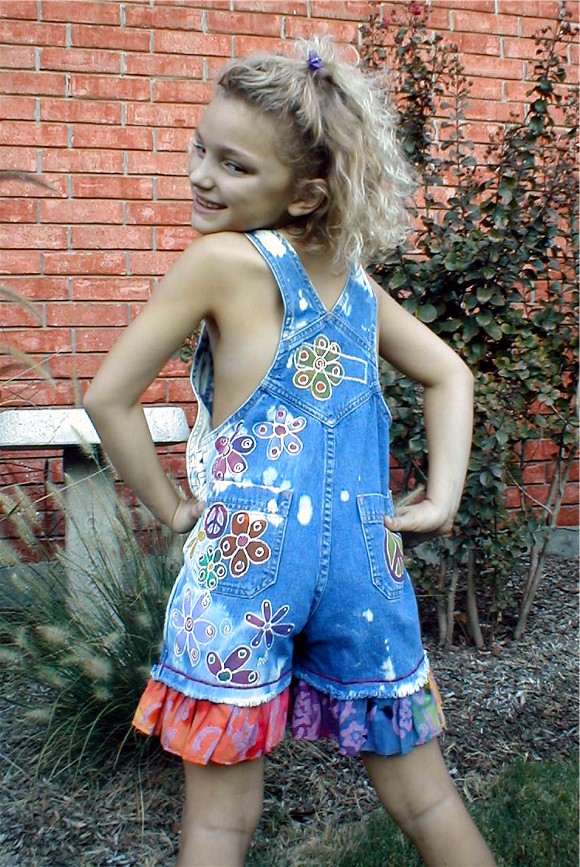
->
[357,493,406,601]
[186,483,293,599]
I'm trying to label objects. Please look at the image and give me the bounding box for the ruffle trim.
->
[133,674,444,766]
[290,672,445,758]
[132,678,289,765]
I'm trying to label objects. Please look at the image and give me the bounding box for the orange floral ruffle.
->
[132,678,289,765]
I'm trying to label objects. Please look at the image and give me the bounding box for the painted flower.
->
[384,529,405,580]
[253,407,306,460]
[220,511,271,578]
[212,421,256,480]
[170,588,216,666]
[245,600,295,649]
[197,543,227,591]
[207,645,259,685]
[293,334,344,400]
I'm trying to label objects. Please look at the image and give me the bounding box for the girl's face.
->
[188,95,298,235]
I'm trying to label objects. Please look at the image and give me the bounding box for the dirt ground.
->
[0,554,577,866]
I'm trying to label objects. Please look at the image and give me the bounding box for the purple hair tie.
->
[307,50,324,72]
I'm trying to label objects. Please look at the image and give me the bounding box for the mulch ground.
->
[0,554,577,866]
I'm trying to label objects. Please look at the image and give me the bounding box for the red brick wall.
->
[1,0,578,531]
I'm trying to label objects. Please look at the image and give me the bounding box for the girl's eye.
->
[191,141,205,156]
[224,161,247,175]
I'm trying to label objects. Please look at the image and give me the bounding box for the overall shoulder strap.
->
[245,230,325,333]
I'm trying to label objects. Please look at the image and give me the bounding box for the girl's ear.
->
[288,179,328,217]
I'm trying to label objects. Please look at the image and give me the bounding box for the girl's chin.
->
[191,212,227,231]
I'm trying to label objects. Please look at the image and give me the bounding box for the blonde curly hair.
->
[216,38,416,267]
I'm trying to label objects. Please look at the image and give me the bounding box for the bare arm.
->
[372,277,474,538]
[84,236,228,531]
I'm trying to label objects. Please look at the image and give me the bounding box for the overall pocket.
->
[357,492,406,601]
[186,483,293,599]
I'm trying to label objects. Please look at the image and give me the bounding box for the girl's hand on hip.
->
[170,497,205,534]
[383,499,453,550]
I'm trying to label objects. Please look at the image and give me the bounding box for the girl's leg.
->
[362,739,496,867]
[178,756,264,867]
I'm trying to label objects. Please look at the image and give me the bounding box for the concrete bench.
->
[0,406,189,452]
[0,406,189,610]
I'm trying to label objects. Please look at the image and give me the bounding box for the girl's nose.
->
[188,157,214,190]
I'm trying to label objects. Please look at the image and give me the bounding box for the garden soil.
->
[0,554,577,866]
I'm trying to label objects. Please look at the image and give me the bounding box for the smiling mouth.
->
[194,193,225,211]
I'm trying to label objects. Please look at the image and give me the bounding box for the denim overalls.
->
[151,229,430,707]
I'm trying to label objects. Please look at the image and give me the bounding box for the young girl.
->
[85,39,495,867]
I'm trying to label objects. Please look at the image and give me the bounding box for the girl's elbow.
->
[83,386,105,420]
[84,382,140,420]
[438,352,473,388]
[462,360,475,393]
[455,361,474,402]
[444,355,473,399]
[83,383,96,411]
[83,382,116,418]
[458,357,474,387]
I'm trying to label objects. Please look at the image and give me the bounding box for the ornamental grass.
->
[0,481,181,778]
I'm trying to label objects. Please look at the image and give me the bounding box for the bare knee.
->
[396,785,496,866]
[398,784,462,839]
[184,760,263,822]
[363,746,495,866]
[190,796,262,837]
[178,758,264,866]
[184,812,260,862]
[362,742,466,837]
[204,789,263,839]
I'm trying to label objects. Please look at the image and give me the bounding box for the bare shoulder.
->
[162,231,271,308]
[205,232,273,287]
[183,231,268,275]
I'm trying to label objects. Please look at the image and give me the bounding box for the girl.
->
[85,40,495,867]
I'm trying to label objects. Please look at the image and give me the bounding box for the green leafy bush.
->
[361,2,579,643]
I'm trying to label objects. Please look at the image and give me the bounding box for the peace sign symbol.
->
[204,502,228,539]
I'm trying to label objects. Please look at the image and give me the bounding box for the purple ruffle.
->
[289,673,445,757]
